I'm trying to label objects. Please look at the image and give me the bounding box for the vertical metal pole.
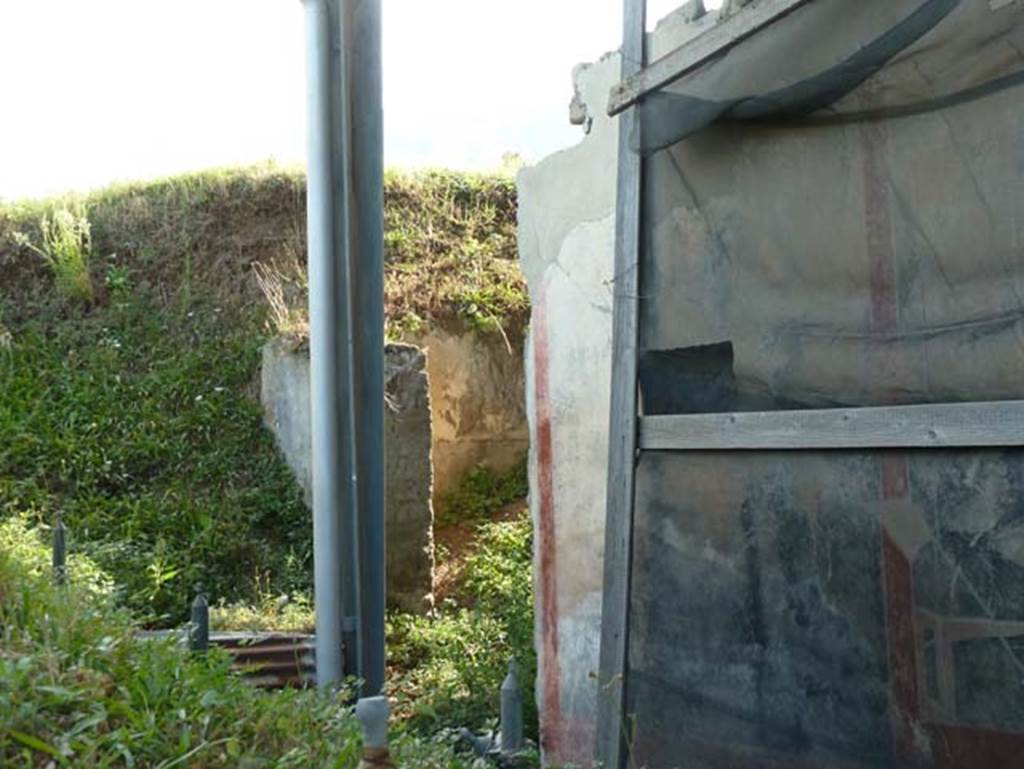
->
[356,696,392,768]
[303,0,356,687]
[330,0,364,683]
[191,586,209,653]
[52,512,66,586]
[596,0,645,766]
[343,0,386,697]
[304,0,384,691]
[501,658,524,753]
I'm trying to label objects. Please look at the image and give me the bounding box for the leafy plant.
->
[14,204,94,302]
[0,292,312,622]
[211,592,315,634]
[389,508,537,738]
[437,457,528,527]
[104,262,130,294]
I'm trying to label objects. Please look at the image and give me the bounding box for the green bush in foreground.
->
[0,517,470,768]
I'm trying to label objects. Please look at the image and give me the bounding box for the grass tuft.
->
[13,203,94,302]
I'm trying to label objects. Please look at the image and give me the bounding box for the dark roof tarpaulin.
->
[634,0,1024,154]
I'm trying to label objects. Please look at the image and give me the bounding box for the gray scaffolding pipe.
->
[343,0,386,697]
[302,0,385,693]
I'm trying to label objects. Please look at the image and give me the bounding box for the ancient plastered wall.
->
[518,52,619,764]
[517,8,718,760]
[410,328,528,503]
[522,1,1024,765]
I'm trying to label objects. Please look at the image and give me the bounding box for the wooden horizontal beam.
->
[640,400,1024,451]
[607,0,816,116]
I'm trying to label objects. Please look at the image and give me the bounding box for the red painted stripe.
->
[881,453,909,501]
[883,523,921,745]
[861,116,921,760]
[532,295,563,755]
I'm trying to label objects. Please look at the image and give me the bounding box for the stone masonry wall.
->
[261,338,434,615]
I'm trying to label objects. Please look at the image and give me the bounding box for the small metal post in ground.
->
[52,512,66,586]
[500,658,524,753]
[356,696,394,768]
[190,586,209,653]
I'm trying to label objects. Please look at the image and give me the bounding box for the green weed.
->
[0,292,312,622]
[389,508,536,738]
[211,592,315,634]
[13,204,94,302]
[437,458,529,527]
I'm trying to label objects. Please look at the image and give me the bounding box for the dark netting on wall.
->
[632,0,1024,155]
[618,3,1024,768]
[635,0,1024,413]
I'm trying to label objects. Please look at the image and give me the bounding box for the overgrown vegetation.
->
[206,500,538,740]
[0,517,470,768]
[0,165,527,624]
[210,592,315,634]
[390,508,536,738]
[0,166,536,755]
[437,459,529,527]
[0,292,311,621]
[382,169,524,338]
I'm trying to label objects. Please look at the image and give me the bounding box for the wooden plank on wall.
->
[608,0,816,116]
[640,401,1024,451]
[595,0,645,767]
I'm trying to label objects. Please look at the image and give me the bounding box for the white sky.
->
[0,0,720,201]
